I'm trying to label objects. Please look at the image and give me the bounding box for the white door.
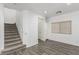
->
[38,17,46,41]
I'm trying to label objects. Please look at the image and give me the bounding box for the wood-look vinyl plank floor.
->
[3,40,79,55]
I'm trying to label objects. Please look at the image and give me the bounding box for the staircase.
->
[2,23,26,55]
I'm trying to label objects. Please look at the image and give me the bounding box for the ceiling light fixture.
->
[67,3,71,5]
[44,10,47,14]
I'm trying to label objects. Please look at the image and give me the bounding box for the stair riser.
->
[5,32,18,34]
[5,29,18,31]
[5,36,20,39]
[5,27,16,29]
[5,35,19,37]
[5,27,17,29]
[5,33,18,36]
[5,26,16,27]
[5,31,18,34]
[5,25,16,27]
[5,39,21,43]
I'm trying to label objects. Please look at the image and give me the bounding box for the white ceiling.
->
[4,3,79,18]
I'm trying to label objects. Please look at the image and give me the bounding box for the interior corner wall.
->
[0,4,4,53]
[46,11,79,46]
[4,8,16,24]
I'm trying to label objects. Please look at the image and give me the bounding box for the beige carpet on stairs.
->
[1,23,26,55]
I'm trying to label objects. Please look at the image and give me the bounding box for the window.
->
[52,23,60,33]
[51,21,72,34]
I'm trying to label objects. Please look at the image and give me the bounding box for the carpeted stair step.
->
[2,44,26,55]
[5,35,20,39]
[5,37,21,43]
[5,40,22,48]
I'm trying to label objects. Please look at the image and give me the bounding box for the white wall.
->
[16,10,23,42]
[46,11,79,46]
[0,4,4,53]
[4,8,16,24]
[16,10,43,47]
[22,10,39,47]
